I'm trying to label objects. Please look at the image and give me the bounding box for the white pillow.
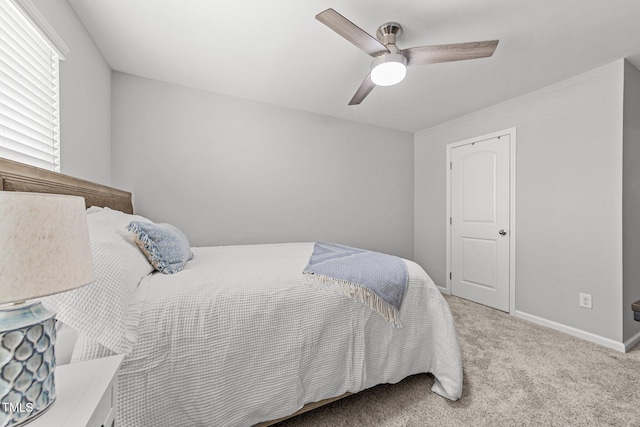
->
[86,206,104,214]
[41,208,154,354]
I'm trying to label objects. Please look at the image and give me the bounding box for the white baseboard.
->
[436,285,450,295]
[624,329,640,352]
[514,310,626,353]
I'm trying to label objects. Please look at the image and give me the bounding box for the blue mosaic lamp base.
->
[0,302,57,427]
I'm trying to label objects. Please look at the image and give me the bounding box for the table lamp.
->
[0,192,94,427]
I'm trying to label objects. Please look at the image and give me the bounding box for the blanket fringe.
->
[303,272,402,328]
[126,222,169,272]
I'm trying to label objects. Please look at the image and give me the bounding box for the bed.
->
[0,158,463,426]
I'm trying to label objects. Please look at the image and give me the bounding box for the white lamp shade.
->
[0,192,95,304]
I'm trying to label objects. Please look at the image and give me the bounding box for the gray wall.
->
[32,0,111,185]
[623,60,640,342]
[415,61,624,342]
[111,72,414,259]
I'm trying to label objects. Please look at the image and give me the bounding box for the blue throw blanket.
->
[303,242,408,326]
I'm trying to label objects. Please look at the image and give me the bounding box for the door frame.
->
[445,127,517,315]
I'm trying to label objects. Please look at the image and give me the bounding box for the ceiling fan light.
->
[370,53,407,86]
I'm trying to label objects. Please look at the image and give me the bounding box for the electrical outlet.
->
[579,293,592,309]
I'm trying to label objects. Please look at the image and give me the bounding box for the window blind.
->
[0,0,60,171]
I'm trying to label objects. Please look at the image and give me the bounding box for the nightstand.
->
[30,355,124,427]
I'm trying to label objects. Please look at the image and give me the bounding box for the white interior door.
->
[450,135,510,312]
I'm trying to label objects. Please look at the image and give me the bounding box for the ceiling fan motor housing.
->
[371,53,407,71]
[376,22,403,46]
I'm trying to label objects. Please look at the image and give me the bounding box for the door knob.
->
[499,229,507,236]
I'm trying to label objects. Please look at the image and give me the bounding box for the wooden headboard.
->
[0,158,133,214]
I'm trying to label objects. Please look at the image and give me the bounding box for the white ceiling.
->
[68,0,640,133]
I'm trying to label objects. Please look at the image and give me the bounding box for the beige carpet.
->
[276,295,640,426]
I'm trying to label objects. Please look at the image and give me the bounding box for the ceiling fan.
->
[316,8,499,105]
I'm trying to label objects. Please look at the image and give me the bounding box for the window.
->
[0,0,68,171]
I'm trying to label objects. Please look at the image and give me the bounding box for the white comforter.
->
[73,242,463,426]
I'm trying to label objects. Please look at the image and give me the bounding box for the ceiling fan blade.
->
[316,8,389,57]
[402,40,499,66]
[349,73,376,105]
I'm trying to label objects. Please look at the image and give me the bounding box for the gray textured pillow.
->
[127,221,194,274]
